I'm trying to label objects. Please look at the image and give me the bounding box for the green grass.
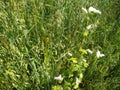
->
[0,0,120,90]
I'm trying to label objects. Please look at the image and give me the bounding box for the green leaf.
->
[69,58,77,63]
[79,48,87,54]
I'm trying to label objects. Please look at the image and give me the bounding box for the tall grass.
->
[0,0,119,90]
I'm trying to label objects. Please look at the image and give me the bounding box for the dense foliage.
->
[0,0,119,90]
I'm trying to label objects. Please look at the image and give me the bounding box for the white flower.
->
[82,7,88,13]
[86,49,93,54]
[54,74,63,81]
[83,59,87,62]
[76,77,80,85]
[86,24,92,29]
[88,7,101,14]
[68,52,72,56]
[96,50,105,58]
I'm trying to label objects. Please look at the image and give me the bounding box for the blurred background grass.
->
[0,0,119,90]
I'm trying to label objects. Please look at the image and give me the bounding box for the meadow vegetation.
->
[0,0,120,90]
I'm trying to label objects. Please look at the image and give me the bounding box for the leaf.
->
[79,48,87,54]
[83,31,88,37]
[1,40,9,49]
[52,85,63,90]
[69,58,77,63]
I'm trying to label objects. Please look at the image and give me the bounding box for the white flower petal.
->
[68,52,72,56]
[88,7,101,14]
[96,50,105,58]
[87,24,92,29]
[76,77,80,85]
[82,7,88,13]
[54,74,63,81]
[86,49,93,54]
[100,54,105,57]
[83,59,87,62]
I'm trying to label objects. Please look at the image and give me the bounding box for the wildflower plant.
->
[0,0,119,90]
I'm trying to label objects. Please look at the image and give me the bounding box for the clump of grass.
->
[0,0,119,90]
